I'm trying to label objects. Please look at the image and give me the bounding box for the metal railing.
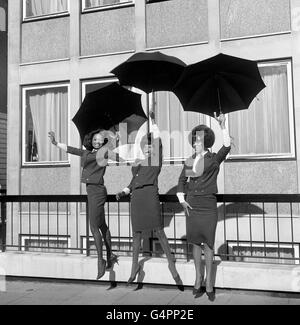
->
[0,194,300,265]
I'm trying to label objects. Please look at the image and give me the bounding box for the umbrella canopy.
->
[111,51,187,93]
[173,53,266,117]
[72,83,147,143]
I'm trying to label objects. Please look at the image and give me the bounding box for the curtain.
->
[154,91,206,160]
[26,0,68,17]
[27,87,68,162]
[86,0,125,8]
[229,65,291,156]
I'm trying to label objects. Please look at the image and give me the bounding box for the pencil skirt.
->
[86,184,107,228]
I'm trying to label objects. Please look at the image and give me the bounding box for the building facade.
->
[0,0,7,190]
[6,0,300,197]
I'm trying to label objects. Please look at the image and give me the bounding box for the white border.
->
[227,60,295,160]
[22,83,71,167]
[81,0,134,13]
[22,0,70,22]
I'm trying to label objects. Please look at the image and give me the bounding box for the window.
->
[228,60,295,159]
[82,0,134,11]
[153,91,207,162]
[227,241,300,265]
[23,84,69,165]
[23,0,69,20]
[20,235,71,253]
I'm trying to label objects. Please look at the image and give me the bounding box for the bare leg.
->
[155,229,178,279]
[100,221,115,265]
[203,243,214,292]
[192,244,203,289]
[128,231,142,281]
[90,222,106,279]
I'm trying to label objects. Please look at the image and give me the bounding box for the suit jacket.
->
[177,145,231,196]
[127,141,163,192]
[67,146,107,185]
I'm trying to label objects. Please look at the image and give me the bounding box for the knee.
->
[90,223,99,235]
[155,229,165,239]
[100,223,108,234]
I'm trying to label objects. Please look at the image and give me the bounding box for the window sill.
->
[22,162,71,169]
[22,12,70,23]
[82,2,134,14]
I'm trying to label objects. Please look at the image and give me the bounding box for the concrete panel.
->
[146,0,208,48]
[81,7,135,56]
[21,167,71,195]
[220,0,291,40]
[21,18,70,63]
[1,252,300,292]
[224,161,298,194]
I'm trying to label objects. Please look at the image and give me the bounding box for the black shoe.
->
[96,259,107,280]
[106,254,119,270]
[127,265,141,285]
[173,274,184,292]
[206,289,216,302]
[193,286,205,297]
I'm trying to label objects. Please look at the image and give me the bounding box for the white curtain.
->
[229,65,290,156]
[26,0,68,17]
[154,91,206,160]
[27,88,68,162]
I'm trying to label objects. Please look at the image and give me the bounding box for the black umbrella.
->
[72,83,147,143]
[173,53,266,117]
[111,51,187,94]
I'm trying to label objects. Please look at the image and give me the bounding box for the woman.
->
[48,129,119,280]
[177,114,231,301]
[116,112,182,289]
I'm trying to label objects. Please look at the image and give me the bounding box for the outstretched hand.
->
[48,131,57,145]
[214,113,226,129]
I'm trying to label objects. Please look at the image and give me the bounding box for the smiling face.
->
[142,144,154,157]
[192,133,205,155]
[92,133,105,150]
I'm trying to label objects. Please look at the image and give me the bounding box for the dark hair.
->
[83,129,108,151]
[189,125,215,150]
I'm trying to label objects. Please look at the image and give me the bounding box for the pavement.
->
[0,278,300,305]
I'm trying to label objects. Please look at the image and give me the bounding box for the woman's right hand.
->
[116,191,127,201]
[48,131,57,145]
[181,201,193,216]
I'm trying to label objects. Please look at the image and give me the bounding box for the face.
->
[193,136,205,155]
[143,144,154,157]
[92,133,105,149]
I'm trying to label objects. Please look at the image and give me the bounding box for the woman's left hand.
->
[214,113,226,128]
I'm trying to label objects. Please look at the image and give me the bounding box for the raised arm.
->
[48,131,84,156]
[214,114,231,164]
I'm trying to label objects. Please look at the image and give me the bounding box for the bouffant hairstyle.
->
[83,129,108,151]
[189,125,215,150]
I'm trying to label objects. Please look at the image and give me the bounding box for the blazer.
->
[177,145,231,196]
[127,140,163,192]
[67,146,108,185]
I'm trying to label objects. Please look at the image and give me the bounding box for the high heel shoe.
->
[96,259,107,280]
[206,289,216,302]
[193,277,204,296]
[127,265,141,285]
[173,274,184,292]
[106,254,119,270]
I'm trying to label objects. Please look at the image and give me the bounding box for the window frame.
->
[81,0,135,13]
[22,83,71,167]
[22,0,70,22]
[227,59,295,161]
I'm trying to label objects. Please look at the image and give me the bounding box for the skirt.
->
[131,185,163,233]
[86,184,107,228]
[186,194,218,249]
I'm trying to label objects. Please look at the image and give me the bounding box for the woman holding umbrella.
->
[48,129,119,280]
[177,114,231,301]
[116,111,183,289]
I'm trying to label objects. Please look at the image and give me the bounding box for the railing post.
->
[86,198,90,257]
[1,200,6,253]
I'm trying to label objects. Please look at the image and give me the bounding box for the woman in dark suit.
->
[177,114,231,301]
[48,129,119,280]
[116,112,182,288]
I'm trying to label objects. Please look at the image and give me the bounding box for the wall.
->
[0,0,7,114]
[6,0,300,197]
